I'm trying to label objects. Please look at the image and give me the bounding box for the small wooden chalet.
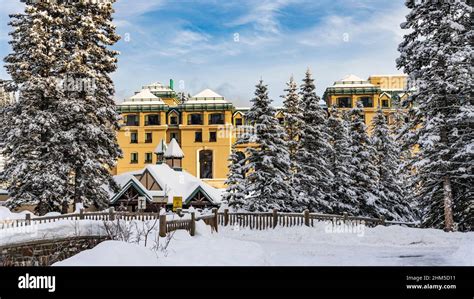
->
[108,139,222,212]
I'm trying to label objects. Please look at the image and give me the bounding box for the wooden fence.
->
[0,208,417,235]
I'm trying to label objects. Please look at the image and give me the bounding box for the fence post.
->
[79,209,85,220]
[159,214,167,237]
[190,212,196,237]
[212,208,218,233]
[224,209,229,226]
[304,210,310,227]
[109,207,115,221]
[272,209,278,228]
[25,214,31,225]
[379,215,386,226]
[343,212,348,222]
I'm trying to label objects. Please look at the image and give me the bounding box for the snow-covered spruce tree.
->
[327,106,358,215]
[348,101,378,217]
[371,108,415,221]
[57,0,122,210]
[281,76,304,176]
[243,80,294,212]
[2,2,74,214]
[295,69,334,213]
[222,144,247,211]
[397,0,473,231]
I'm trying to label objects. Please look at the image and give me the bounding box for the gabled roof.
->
[185,89,229,104]
[120,89,166,106]
[331,74,376,88]
[109,164,223,205]
[143,82,174,93]
[154,139,167,154]
[164,139,184,158]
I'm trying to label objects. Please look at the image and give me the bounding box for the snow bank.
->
[0,206,34,221]
[54,241,160,266]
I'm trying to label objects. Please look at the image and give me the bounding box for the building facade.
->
[323,74,410,129]
[115,75,409,189]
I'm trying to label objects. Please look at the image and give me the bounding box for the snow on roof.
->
[143,82,174,93]
[154,139,168,154]
[331,74,376,88]
[120,89,166,106]
[164,139,184,158]
[110,164,222,205]
[184,89,230,104]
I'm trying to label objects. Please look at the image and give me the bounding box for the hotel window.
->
[145,132,153,144]
[145,153,153,164]
[131,152,138,164]
[360,97,373,108]
[125,114,139,126]
[381,99,390,108]
[195,131,202,143]
[130,131,138,144]
[145,114,160,126]
[188,113,203,125]
[170,116,178,125]
[170,133,179,143]
[209,113,225,125]
[337,97,351,108]
[209,131,217,142]
[199,150,213,179]
[235,118,243,127]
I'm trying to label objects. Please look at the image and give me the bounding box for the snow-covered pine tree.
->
[397,0,473,231]
[327,106,358,215]
[57,0,122,210]
[295,69,334,213]
[281,76,304,177]
[348,101,378,218]
[371,108,414,221]
[222,143,247,211]
[2,1,74,214]
[243,80,294,212]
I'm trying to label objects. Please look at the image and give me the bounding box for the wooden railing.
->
[0,208,417,235]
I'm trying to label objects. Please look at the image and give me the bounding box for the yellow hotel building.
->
[115,75,409,189]
[323,74,410,129]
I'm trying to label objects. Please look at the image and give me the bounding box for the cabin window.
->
[145,114,160,126]
[278,117,284,125]
[188,113,203,125]
[199,150,213,179]
[360,97,373,108]
[145,132,153,144]
[209,131,217,142]
[209,113,225,125]
[131,153,138,164]
[145,153,153,164]
[337,97,351,108]
[125,114,139,126]
[130,132,138,144]
[381,99,390,108]
[195,131,202,143]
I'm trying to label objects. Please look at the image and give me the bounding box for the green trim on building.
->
[117,105,170,113]
[179,103,235,112]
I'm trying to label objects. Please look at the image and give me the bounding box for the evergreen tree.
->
[58,0,122,210]
[397,0,473,231]
[348,101,378,217]
[327,106,357,215]
[243,80,293,212]
[222,144,247,211]
[2,2,73,214]
[371,108,414,221]
[281,76,304,177]
[295,69,334,213]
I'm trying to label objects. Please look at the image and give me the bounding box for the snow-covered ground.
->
[54,222,473,267]
[1,206,472,266]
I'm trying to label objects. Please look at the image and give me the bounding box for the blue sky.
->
[0,0,409,106]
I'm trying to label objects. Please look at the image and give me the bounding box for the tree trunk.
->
[442,175,455,232]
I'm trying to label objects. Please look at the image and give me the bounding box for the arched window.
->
[199,150,213,179]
